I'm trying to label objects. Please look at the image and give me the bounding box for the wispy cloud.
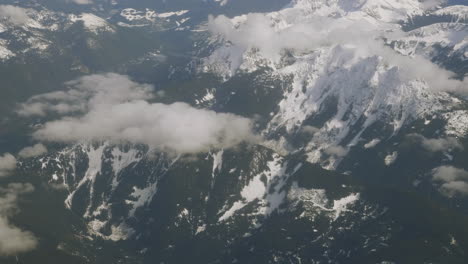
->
[324,145,347,157]
[0,153,16,177]
[432,166,468,197]
[0,183,37,256]
[0,5,31,26]
[406,133,463,152]
[18,144,48,158]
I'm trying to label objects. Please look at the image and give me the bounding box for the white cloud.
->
[432,165,468,182]
[324,145,347,157]
[33,102,258,154]
[0,183,37,256]
[18,73,152,117]
[21,73,258,154]
[432,166,468,197]
[439,181,468,197]
[0,5,31,25]
[0,153,16,178]
[17,101,85,117]
[407,134,463,152]
[18,144,48,158]
[300,125,319,135]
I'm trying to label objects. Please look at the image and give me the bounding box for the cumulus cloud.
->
[0,153,16,177]
[439,181,468,197]
[324,145,347,157]
[33,102,257,154]
[207,2,467,95]
[432,165,468,182]
[432,166,468,197]
[18,144,48,158]
[18,73,153,117]
[0,183,37,256]
[0,5,31,25]
[20,73,258,154]
[406,134,463,152]
[300,125,319,135]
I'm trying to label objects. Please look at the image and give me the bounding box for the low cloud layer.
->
[0,5,31,25]
[324,145,347,157]
[300,125,319,135]
[0,153,16,177]
[407,134,463,152]
[0,183,37,256]
[432,166,468,197]
[20,73,257,154]
[18,144,48,158]
[18,73,153,117]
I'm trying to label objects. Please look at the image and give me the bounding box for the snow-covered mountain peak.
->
[289,0,435,22]
[205,0,460,78]
[263,45,457,168]
[433,5,468,20]
[1,0,466,261]
[203,0,467,167]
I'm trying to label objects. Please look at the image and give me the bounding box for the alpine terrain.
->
[0,0,467,263]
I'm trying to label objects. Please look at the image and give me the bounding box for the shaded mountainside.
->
[8,141,468,263]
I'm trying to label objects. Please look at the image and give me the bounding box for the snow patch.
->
[288,182,360,221]
[65,143,106,213]
[364,139,381,149]
[128,183,158,217]
[443,110,468,137]
[432,5,468,21]
[211,150,223,182]
[70,13,114,33]
[196,224,206,235]
[214,0,229,6]
[120,8,188,22]
[195,89,216,105]
[88,220,134,241]
[0,39,14,60]
[384,151,398,166]
[219,154,293,221]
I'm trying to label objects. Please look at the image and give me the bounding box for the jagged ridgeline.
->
[0,0,467,263]
[15,141,468,263]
